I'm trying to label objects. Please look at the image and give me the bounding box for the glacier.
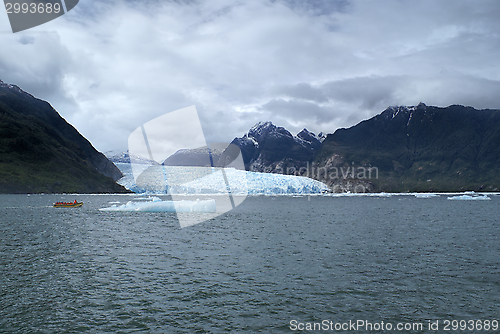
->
[114,163,497,198]
[114,163,329,195]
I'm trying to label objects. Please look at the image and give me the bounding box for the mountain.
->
[106,103,500,194]
[314,103,500,192]
[162,147,225,167]
[0,80,128,193]
[105,150,158,165]
[231,121,324,173]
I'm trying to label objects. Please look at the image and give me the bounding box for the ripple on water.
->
[0,194,499,333]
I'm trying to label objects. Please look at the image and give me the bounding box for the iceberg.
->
[414,193,439,198]
[447,194,491,201]
[370,192,392,197]
[99,197,216,212]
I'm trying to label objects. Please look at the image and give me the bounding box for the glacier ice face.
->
[114,163,329,195]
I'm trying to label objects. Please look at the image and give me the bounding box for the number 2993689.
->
[5,2,62,14]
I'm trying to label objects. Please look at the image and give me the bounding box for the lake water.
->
[1,194,499,333]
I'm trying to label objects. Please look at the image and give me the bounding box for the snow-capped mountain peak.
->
[231,121,324,172]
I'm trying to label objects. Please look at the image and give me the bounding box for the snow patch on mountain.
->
[106,150,158,165]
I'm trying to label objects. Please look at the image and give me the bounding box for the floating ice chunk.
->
[99,198,216,212]
[414,193,439,198]
[368,192,392,197]
[447,194,490,201]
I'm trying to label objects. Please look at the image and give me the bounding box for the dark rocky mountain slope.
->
[0,80,128,193]
[228,103,500,192]
[231,121,324,173]
[314,103,500,192]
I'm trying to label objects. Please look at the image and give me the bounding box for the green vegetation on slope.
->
[314,104,500,192]
[0,81,128,194]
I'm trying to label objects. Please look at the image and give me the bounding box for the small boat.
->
[53,200,83,208]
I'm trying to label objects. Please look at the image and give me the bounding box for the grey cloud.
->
[270,76,408,120]
[2,0,500,151]
[18,36,35,45]
[321,76,407,110]
[277,0,351,16]
[261,98,338,123]
[0,33,78,114]
[408,74,500,110]
[274,82,328,103]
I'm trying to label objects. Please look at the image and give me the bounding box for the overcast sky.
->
[1,0,500,152]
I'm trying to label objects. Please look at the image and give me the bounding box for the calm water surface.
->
[0,194,499,333]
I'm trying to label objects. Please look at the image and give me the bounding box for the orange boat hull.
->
[53,202,83,208]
